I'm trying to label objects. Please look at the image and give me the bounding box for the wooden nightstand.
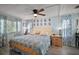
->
[50,35,62,47]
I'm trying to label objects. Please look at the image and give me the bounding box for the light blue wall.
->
[51,16,59,34]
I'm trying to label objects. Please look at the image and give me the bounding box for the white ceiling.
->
[0,4,79,20]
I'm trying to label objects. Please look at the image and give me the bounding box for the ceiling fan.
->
[26,4,59,17]
[32,8,46,17]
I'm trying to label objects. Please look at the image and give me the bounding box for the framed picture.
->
[37,20,39,22]
[44,19,46,22]
[33,23,35,26]
[48,22,51,25]
[41,19,42,22]
[37,23,39,26]
[49,19,51,21]
[34,20,35,22]
[44,23,46,26]
[40,23,42,26]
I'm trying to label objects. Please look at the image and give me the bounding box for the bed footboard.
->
[9,40,39,55]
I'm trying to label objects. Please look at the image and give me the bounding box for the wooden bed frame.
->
[9,41,39,55]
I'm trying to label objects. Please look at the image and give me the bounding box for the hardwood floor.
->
[47,46,79,55]
[0,46,79,55]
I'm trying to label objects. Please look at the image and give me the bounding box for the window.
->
[0,19,4,34]
[62,19,71,38]
[17,21,21,32]
[7,20,16,33]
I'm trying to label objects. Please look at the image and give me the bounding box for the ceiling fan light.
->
[34,14,37,17]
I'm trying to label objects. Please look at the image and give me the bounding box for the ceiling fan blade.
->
[38,13,46,16]
[75,5,79,9]
[38,8,44,12]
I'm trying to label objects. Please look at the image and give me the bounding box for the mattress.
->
[9,35,50,55]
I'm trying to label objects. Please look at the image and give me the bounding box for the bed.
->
[9,35,50,55]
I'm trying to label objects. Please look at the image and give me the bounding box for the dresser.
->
[51,35,62,47]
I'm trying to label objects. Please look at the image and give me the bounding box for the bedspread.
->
[9,35,50,55]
